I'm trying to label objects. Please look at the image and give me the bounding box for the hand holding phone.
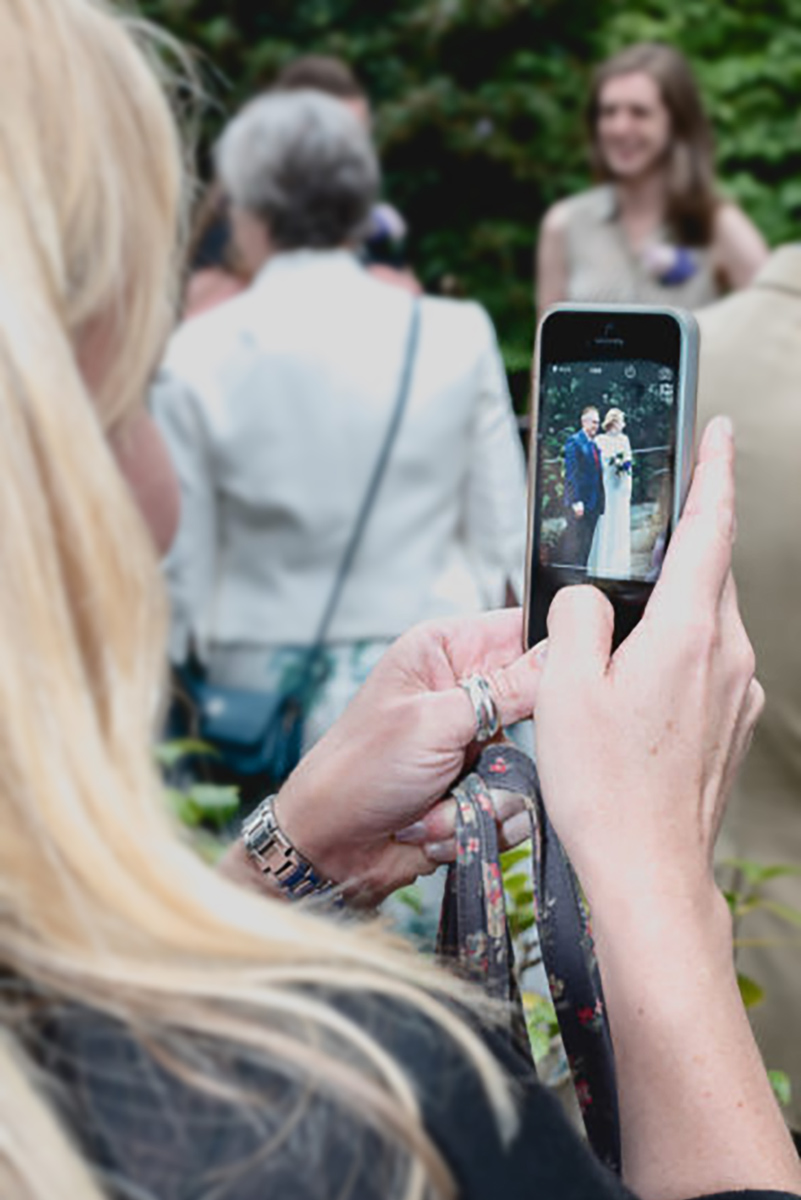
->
[525,304,698,648]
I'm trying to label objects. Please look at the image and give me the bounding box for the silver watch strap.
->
[241,794,333,899]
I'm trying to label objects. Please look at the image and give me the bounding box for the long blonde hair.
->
[0,3,511,1199]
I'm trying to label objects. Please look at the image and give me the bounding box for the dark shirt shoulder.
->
[26,990,801,1200]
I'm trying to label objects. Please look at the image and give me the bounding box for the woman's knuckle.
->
[750,678,766,719]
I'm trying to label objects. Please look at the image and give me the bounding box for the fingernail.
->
[709,415,734,448]
[424,841,454,864]
[394,821,427,845]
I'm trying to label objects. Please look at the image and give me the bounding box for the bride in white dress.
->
[588,407,632,578]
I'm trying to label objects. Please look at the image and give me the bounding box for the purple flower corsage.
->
[642,243,699,287]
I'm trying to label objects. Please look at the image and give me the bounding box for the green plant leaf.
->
[768,1069,792,1109]
[522,991,560,1063]
[155,738,219,767]
[737,973,765,1008]
[500,845,532,871]
[760,899,801,929]
[394,885,424,915]
[186,784,240,817]
[723,858,801,887]
[165,786,201,827]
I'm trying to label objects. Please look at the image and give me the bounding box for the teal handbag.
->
[173,299,421,787]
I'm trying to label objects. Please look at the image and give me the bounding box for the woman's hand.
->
[535,415,762,917]
[275,609,544,904]
[534,417,798,1200]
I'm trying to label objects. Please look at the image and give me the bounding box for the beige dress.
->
[562,185,721,310]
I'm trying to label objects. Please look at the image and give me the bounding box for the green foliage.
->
[142,0,799,398]
[140,0,610,396]
[157,740,241,866]
[166,782,240,828]
[737,972,765,1008]
[602,0,801,246]
[768,1069,793,1110]
[722,856,801,940]
[522,989,560,1065]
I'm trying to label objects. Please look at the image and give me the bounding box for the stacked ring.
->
[459,674,501,743]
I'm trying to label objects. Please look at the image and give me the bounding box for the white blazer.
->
[154,250,528,662]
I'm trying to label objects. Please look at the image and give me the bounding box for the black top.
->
[24,989,801,1200]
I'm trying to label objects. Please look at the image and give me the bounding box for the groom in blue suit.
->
[562,405,605,569]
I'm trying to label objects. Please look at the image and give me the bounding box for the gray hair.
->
[216,90,380,250]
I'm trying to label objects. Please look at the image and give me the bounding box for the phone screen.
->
[527,309,693,648]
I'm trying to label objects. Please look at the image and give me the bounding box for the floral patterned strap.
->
[437,742,621,1174]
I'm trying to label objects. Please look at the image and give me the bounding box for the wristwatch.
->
[241,794,334,899]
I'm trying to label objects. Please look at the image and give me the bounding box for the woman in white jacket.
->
[155,90,528,767]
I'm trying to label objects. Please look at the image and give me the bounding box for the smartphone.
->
[525,304,698,650]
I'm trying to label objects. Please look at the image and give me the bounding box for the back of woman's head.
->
[587,42,717,245]
[217,90,380,250]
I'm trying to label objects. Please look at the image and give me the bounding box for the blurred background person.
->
[182,180,249,320]
[273,53,422,295]
[155,89,527,793]
[536,42,768,317]
[181,53,419,326]
[697,241,801,1131]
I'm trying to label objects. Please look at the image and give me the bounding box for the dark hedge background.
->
[141,0,801,408]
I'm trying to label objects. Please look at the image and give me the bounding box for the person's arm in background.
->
[713,202,769,292]
[535,201,570,320]
[150,372,218,666]
[366,263,424,295]
[536,417,801,1199]
[461,305,529,606]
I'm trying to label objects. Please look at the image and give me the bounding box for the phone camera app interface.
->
[538,359,675,582]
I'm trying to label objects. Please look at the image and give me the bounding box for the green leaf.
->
[186,784,240,818]
[523,990,560,1063]
[165,786,201,827]
[760,899,801,929]
[723,858,801,887]
[737,973,765,1008]
[394,885,424,915]
[155,739,219,767]
[768,1069,792,1109]
[501,844,532,871]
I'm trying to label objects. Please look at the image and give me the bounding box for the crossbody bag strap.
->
[309,296,421,651]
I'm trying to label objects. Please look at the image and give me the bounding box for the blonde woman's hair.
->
[0,3,511,1199]
[603,407,625,431]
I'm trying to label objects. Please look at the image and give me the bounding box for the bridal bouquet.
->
[608,450,632,477]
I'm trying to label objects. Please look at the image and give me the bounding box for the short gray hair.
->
[217,90,380,250]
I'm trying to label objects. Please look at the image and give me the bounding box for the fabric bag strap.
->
[437,742,621,1174]
[309,296,421,650]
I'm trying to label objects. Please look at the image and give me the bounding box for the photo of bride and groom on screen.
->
[562,404,632,577]
[538,357,675,582]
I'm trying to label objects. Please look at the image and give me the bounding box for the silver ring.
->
[459,674,501,743]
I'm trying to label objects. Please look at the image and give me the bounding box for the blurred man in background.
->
[697,243,801,1129]
[274,54,422,294]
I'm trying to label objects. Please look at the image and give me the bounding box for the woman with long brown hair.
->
[536,42,767,316]
[0,5,798,1200]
